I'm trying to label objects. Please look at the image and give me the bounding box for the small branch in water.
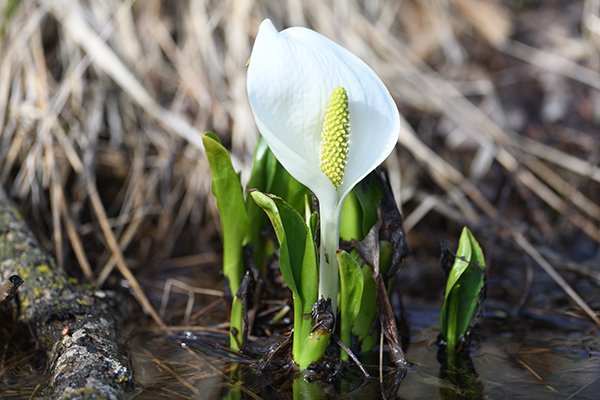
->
[376,275,409,371]
[332,334,370,379]
[257,334,293,373]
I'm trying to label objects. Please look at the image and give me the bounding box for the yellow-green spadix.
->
[246,19,400,312]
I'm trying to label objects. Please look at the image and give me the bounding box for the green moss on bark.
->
[0,188,133,399]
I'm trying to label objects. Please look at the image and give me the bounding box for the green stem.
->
[318,196,340,314]
[296,298,334,369]
[292,292,309,362]
[297,328,332,369]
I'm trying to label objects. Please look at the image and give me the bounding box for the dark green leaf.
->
[245,138,275,267]
[439,227,486,352]
[340,190,363,241]
[246,137,272,191]
[270,156,309,216]
[354,176,382,237]
[248,139,309,216]
[337,250,364,360]
[351,264,377,352]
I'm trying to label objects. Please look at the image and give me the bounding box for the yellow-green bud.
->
[320,87,350,188]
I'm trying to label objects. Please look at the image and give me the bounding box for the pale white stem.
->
[318,195,341,314]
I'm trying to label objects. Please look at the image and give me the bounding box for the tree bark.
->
[0,187,133,399]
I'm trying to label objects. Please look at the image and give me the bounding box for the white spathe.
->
[247,19,400,310]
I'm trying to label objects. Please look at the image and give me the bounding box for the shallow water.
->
[1,303,597,398]
[129,305,600,399]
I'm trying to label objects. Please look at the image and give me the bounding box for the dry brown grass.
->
[0,0,599,325]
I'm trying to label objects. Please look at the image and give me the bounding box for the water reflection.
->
[438,350,483,400]
[126,312,600,399]
[292,377,325,400]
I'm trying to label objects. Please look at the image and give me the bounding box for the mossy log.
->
[0,187,133,399]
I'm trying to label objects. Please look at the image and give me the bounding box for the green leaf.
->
[296,326,332,370]
[337,250,364,361]
[270,156,310,216]
[245,139,310,268]
[202,133,248,296]
[338,175,384,354]
[245,138,275,268]
[250,191,318,360]
[229,273,252,351]
[340,190,363,241]
[246,137,273,191]
[351,264,377,352]
[308,211,319,240]
[296,298,334,370]
[353,176,382,237]
[248,139,309,216]
[340,175,382,242]
[439,227,486,353]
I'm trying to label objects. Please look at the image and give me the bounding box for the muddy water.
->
[129,305,600,399]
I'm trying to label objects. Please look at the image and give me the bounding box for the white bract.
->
[247,19,399,312]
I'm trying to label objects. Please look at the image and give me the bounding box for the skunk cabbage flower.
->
[247,19,399,311]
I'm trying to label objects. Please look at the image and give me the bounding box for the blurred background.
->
[1,0,600,397]
[0,0,599,346]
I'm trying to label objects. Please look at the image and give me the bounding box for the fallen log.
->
[0,186,134,399]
